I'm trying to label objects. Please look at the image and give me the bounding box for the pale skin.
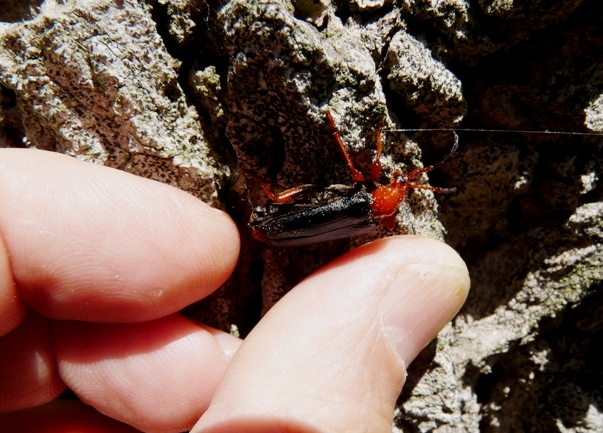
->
[0,149,470,433]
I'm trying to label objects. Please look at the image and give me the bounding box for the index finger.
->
[0,149,240,325]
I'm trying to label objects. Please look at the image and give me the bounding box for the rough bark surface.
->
[1,0,602,431]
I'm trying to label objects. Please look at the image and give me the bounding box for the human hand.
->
[0,149,470,433]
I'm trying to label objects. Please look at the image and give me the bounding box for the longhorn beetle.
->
[245,110,458,247]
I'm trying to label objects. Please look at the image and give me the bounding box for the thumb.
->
[192,236,470,433]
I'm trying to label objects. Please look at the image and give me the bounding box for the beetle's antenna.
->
[434,132,458,167]
[404,133,458,182]
[383,128,603,136]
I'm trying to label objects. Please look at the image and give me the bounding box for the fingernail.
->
[381,263,470,364]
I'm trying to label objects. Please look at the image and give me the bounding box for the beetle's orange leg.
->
[243,169,315,203]
[326,109,366,183]
[368,117,385,183]
[270,184,317,203]
[404,164,438,181]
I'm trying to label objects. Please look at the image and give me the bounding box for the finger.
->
[191,236,470,433]
[0,149,240,323]
[53,314,242,433]
[0,399,142,433]
[0,231,27,336]
[0,312,65,411]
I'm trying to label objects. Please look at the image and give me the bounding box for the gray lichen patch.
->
[344,7,402,61]
[402,0,586,61]
[0,0,221,203]
[348,0,391,12]
[156,0,209,46]
[189,65,226,143]
[585,94,603,132]
[438,138,540,248]
[291,0,331,26]
[385,30,466,127]
[396,324,465,432]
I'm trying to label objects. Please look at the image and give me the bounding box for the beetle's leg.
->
[271,184,317,203]
[326,109,366,182]
[368,117,385,183]
[243,169,315,203]
[404,164,438,181]
[403,164,456,193]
